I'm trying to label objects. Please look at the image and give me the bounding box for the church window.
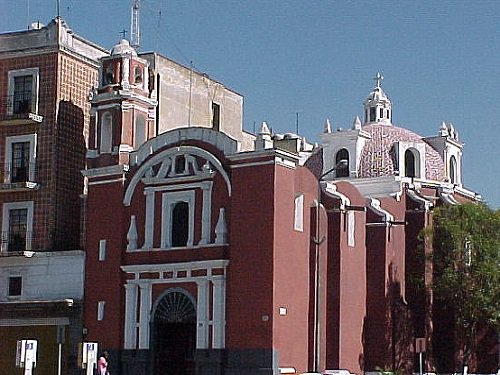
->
[100,112,112,153]
[175,155,186,174]
[172,202,189,247]
[369,107,376,122]
[294,194,304,231]
[134,66,143,85]
[134,114,146,149]
[387,109,390,120]
[103,65,115,85]
[379,108,383,119]
[161,191,195,249]
[404,149,418,178]
[212,102,220,130]
[335,149,349,178]
[449,156,457,184]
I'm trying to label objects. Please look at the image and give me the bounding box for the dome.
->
[111,39,137,57]
[365,86,389,104]
[358,123,445,181]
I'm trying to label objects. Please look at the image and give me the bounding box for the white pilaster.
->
[199,181,213,245]
[124,283,138,349]
[196,280,210,349]
[138,282,152,349]
[143,190,154,249]
[212,278,226,348]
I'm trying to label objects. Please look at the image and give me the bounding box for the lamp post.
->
[311,159,348,373]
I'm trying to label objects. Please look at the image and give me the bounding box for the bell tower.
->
[363,72,392,125]
[88,39,157,167]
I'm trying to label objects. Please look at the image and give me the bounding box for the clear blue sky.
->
[1,0,499,207]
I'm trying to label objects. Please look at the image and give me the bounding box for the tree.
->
[430,203,500,371]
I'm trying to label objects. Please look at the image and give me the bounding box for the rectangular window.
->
[294,194,304,232]
[98,301,106,321]
[369,107,376,122]
[8,209,28,251]
[1,201,34,253]
[379,108,384,119]
[99,240,106,261]
[13,76,33,114]
[212,102,220,130]
[7,68,39,116]
[4,134,37,184]
[8,276,22,297]
[11,142,30,183]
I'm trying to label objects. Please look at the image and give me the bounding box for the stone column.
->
[196,279,210,349]
[212,277,226,348]
[124,283,138,349]
[143,190,154,249]
[138,282,152,349]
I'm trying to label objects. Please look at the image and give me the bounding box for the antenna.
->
[130,0,140,49]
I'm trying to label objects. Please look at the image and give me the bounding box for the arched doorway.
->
[152,289,196,375]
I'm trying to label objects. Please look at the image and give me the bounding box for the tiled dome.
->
[358,123,445,181]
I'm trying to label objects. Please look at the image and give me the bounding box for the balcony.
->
[0,163,39,191]
[0,94,43,124]
[0,231,33,255]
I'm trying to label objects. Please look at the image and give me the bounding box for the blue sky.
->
[1,0,499,207]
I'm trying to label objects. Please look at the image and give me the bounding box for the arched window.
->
[449,155,457,184]
[405,149,417,178]
[134,114,146,149]
[172,202,189,247]
[335,148,349,178]
[100,112,112,153]
[134,66,143,85]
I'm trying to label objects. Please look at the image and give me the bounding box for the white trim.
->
[138,283,151,349]
[4,134,37,183]
[121,260,229,278]
[196,280,210,349]
[124,146,231,205]
[88,178,125,186]
[212,277,226,348]
[229,160,275,169]
[1,201,34,252]
[123,283,138,349]
[7,68,39,115]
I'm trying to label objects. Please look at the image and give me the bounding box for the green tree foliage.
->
[430,203,500,366]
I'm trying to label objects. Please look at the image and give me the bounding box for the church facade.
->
[82,39,495,375]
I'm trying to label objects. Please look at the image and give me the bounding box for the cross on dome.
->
[373,72,383,88]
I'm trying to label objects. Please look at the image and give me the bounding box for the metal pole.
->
[419,351,423,375]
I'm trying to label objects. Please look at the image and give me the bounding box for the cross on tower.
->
[373,72,383,88]
[120,29,128,39]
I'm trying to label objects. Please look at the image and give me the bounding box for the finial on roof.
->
[352,116,362,130]
[374,72,384,88]
[439,121,448,136]
[259,121,271,135]
[323,119,332,133]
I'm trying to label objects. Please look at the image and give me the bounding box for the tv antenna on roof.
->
[130,0,141,49]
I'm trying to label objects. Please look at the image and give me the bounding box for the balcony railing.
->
[0,230,33,253]
[0,94,42,123]
[0,163,39,190]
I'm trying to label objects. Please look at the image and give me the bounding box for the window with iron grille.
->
[13,75,33,114]
[11,142,30,183]
[8,208,28,251]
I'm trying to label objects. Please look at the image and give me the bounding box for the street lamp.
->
[311,159,348,373]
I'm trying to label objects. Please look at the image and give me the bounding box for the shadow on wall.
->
[53,100,86,251]
[362,262,414,374]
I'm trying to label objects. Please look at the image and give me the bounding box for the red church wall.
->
[226,160,275,349]
[272,165,317,372]
[84,179,128,350]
